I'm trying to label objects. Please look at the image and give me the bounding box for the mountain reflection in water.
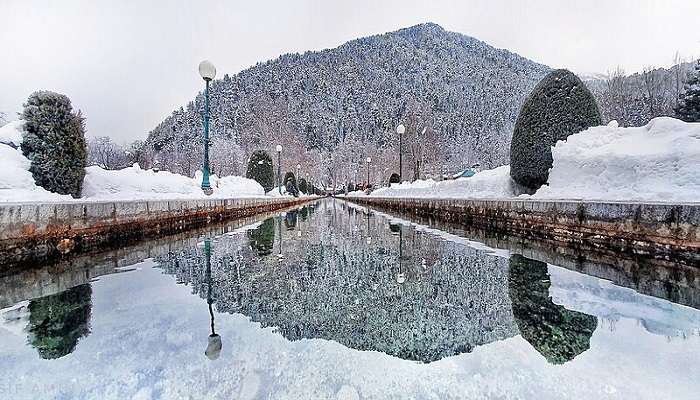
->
[154,200,596,363]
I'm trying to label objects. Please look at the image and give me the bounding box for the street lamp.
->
[366,157,372,188]
[296,163,301,189]
[397,123,405,182]
[198,60,216,195]
[276,144,282,194]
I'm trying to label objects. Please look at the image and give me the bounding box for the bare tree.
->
[641,66,668,117]
[87,136,128,170]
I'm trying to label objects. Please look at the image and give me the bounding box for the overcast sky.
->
[1,0,699,142]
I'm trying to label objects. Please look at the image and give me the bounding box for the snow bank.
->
[357,118,699,203]
[0,120,266,202]
[533,117,700,202]
[0,121,24,148]
[0,122,73,202]
[369,165,515,199]
[0,144,74,202]
[82,164,265,201]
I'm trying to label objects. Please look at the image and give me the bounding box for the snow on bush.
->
[358,117,700,203]
[533,117,700,202]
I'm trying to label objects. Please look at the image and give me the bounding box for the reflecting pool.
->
[1,199,699,399]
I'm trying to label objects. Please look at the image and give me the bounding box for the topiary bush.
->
[298,178,308,194]
[675,61,700,122]
[246,150,274,192]
[283,171,297,190]
[389,173,400,184]
[509,69,602,191]
[21,91,87,197]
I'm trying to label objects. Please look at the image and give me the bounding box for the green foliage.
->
[247,218,275,256]
[389,173,400,184]
[27,284,92,359]
[508,255,596,365]
[509,69,602,191]
[21,91,87,197]
[298,178,308,194]
[674,61,700,122]
[283,171,297,188]
[245,150,275,192]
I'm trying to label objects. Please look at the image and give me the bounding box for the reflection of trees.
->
[299,206,309,221]
[156,201,519,363]
[284,210,298,230]
[508,254,597,364]
[27,284,92,360]
[247,219,275,256]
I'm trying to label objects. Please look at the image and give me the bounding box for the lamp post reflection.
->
[396,226,405,284]
[203,239,222,360]
[365,210,372,245]
[277,216,284,261]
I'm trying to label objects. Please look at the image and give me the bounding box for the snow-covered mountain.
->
[145,23,550,182]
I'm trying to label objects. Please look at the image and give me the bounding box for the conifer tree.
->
[21,91,87,197]
[245,150,274,192]
[674,61,700,122]
[510,70,602,191]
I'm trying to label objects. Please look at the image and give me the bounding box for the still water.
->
[1,199,699,399]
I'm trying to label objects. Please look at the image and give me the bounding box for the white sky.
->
[1,0,699,142]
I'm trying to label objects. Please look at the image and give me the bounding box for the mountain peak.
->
[402,22,445,33]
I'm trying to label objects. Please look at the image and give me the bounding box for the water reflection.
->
[26,284,92,360]
[247,219,275,257]
[203,239,222,360]
[153,201,610,364]
[508,254,597,364]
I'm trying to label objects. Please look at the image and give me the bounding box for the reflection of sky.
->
[548,266,700,338]
[1,259,700,399]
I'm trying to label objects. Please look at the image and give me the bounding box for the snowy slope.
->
[356,117,700,203]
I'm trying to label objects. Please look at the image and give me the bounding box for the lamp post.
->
[276,145,282,194]
[366,157,371,189]
[305,172,309,195]
[296,164,301,190]
[397,123,405,182]
[198,60,216,195]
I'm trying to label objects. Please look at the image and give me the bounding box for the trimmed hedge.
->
[246,150,274,192]
[509,69,602,191]
[21,91,87,197]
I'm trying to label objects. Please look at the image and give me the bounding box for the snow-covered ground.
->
[81,165,265,201]
[0,121,270,202]
[358,118,700,203]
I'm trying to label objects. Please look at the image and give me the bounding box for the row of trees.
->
[12,57,700,197]
[590,56,700,126]
[142,58,700,190]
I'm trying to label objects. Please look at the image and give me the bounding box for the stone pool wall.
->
[344,196,700,264]
[0,196,316,267]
